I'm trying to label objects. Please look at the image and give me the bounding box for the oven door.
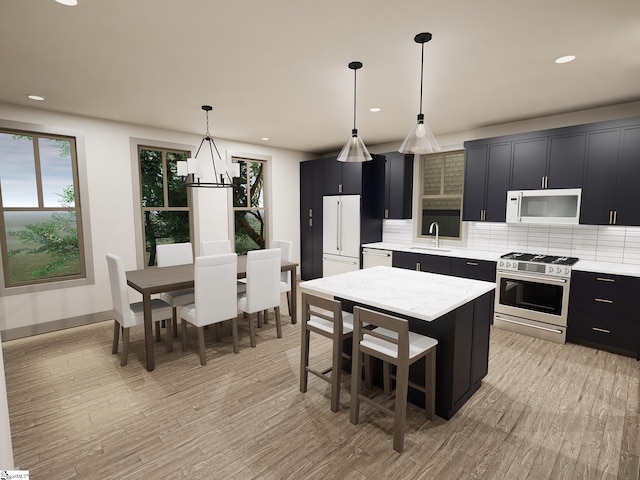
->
[494,270,570,327]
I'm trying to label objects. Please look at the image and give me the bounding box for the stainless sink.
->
[410,246,450,253]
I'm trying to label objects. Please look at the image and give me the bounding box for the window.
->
[419,150,465,239]
[138,146,192,266]
[0,129,85,287]
[232,157,267,256]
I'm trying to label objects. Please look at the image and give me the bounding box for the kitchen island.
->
[299,266,495,419]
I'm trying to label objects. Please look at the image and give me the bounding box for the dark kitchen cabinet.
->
[392,251,451,275]
[450,258,496,282]
[567,270,640,358]
[300,159,324,280]
[580,125,640,226]
[462,142,511,222]
[383,152,414,219]
[510,133,585,190]
[323,157,363,195]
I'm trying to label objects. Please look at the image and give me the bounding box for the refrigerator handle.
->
[337,200,342,251]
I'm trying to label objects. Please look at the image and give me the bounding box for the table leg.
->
[143,291,155,371]
[290,265,297,324]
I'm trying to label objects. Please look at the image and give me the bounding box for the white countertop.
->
[299,266,495,322]
[362,242,640,278]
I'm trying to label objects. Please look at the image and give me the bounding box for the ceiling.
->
[1,0,639,154]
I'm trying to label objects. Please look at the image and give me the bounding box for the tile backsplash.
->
[382,219,640,265]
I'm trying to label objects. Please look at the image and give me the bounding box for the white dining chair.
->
[156,242,195,343]
[106,253,173,366]
[271,239,293,317]
[181,253,240,365]
[200,239,232,256]
[237,248,282,347]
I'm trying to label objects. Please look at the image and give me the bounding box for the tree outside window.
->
[139,147,192,266]
[0,131,85,287]
[232,158,267,256]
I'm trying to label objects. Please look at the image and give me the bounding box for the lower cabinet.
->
[450,257,496,282]
[392,251,451,274]
[568,271,640,358]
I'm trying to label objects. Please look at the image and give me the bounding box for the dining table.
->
[126,256,298,371]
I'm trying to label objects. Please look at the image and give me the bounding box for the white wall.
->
[0,103,306,333]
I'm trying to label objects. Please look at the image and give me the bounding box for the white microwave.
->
[505,188,582,224]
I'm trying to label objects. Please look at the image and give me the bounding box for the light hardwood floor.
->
[3,291,640,479]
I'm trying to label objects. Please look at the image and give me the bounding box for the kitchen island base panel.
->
[339,290,492,420]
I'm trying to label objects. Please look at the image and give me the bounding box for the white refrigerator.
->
[322,195,361,276]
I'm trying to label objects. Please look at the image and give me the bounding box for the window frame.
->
[417,149,465,241]
[0,120,94,296]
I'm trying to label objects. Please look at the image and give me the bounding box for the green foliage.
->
[233,161,265,254]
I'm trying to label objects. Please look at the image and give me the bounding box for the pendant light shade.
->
[399,32,441,155]
[177,105,240,188]
[337,61,372,162]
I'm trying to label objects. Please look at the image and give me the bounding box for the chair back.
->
[353,306,410,361]
[106,253,133,327]
[157,242,193,267]
[201,239,232,256]
[245,248,281,312]
[302,292,345,340]
[194,253,238,325]
[271,239,292,285]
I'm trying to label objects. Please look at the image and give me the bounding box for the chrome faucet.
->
[429,222,439,248]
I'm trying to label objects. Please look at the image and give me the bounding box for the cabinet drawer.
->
[568,311,639,353]
[450,258,496,282]
[570,271,639,319]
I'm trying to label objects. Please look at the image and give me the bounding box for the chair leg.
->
[330,330,342,413]
[197,326,206,366]
[425,350,436,420]
[248,312,257,348]
[286,291,292,316]
[172,308,179,338]
[300,325,310,393]
[274,306,282,339]
[112,320,120,354]
[350,350,363,425]
[166,316,173,353]
[121,327,130,367]
[257,311,263,328]
[155,320,161,342]
[181,319,188,352]
[263,309,269,324]
[393,362,409,453]
[383,361,391,394]
[230,318,239,354]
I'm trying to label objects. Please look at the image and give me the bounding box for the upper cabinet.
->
[383,152,414,219]
[581,124,640,226]
[462,142,511,222]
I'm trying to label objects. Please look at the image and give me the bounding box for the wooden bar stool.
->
[350,306,438,453]
[299,293,353,412]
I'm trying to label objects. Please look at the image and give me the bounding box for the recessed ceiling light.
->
[27,95,45,101]
[261,137,270,141]
[55,0,78,5]
[369,107,381,112]
[555,55,576,64]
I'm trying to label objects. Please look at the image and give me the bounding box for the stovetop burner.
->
[500,252,579,266]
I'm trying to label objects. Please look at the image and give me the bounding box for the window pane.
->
[234,210,265,256]
[140,149,164,207]
[421,198,461,237]
[143,210,190,266]
[444,153,465,195]
[4,210,80,283]
[0,133,38,207]
[39,137,75,207]
[233,161,248,207]
[249,162,264,208]
[166,151,188,207]
[422,156,442,196]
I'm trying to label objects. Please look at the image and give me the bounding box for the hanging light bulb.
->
[337,61,372,163]
[399,32,441,155]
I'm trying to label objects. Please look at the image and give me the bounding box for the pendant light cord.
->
[419,41,425,116]
[353,67,357,131]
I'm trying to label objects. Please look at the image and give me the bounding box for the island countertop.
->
[299,266,495,322]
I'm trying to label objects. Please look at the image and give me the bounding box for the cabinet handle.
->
[541,176,545,188]
[466,262,479,266]
[609,211,613,224]
[594,298,613,304]
[416,262,421,271]
[309,218,313,227]
[339,184,343,193]
[613,210,617,225]
[545,176,549,188]
[596,277,615,283]
[384,209,389,219]
[309,208,313,218]
[592,327,611,334]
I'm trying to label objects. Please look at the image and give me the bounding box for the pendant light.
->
[399,32,441,155]
[176,105,240,188]
[337,61,372,162]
